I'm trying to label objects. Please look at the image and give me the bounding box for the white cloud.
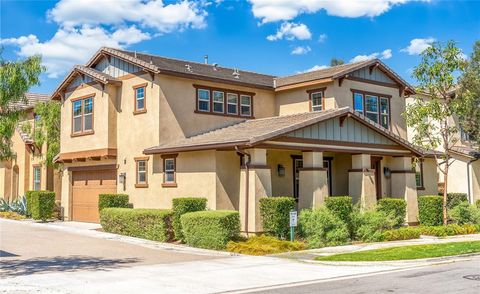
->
[48,0,207,33]
[291,46,311,55]
[2,26,150,78]
[249,0,426,24]
[318,33,328,43]
[297,64,330,73]
[349,49,392,63]
[2,0,207,79]
[267,22,312,41]
[401,37,436,55]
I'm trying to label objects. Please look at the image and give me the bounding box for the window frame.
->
[32,165,41,191]
[350,89,391,129]
[193,85,255,118]
[306,87,326,112]
[133,83,147,114]
[134,157,149,188]
[162,154,178,187]
[414,159,425,190]
[71,94,95,137]
[212,90,225,113]
[240,95,252,117]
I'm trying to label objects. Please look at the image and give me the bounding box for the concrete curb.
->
[0,218,233,257]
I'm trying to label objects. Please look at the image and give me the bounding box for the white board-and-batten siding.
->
[95,57,141,78]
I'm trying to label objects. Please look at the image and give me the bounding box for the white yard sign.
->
[289,210,298,227]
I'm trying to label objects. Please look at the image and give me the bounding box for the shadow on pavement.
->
[0,255,140,277]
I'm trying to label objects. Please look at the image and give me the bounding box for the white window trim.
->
[198,89,210,112]
[135,87,145,110]
[227,93,238,115]
[164,158,175,183]
[137,160,147,184]
[212,91,225,113]
[240,95,252,117]
[365,95,379,123]
[311,91,323,112]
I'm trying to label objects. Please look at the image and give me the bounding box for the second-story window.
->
[72,96,94,136]
[351,90,391,129]
[133,84,147,114]
[33,165,41,191]
[307,88,326,112]
[194,85,254,118]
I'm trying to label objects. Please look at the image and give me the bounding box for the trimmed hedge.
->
[447,193,468,209]
[259,197,296,238]
[25,191,35,217]
[420,224,478,237]
[180,210,240,250]
[298,208,350,248]
[27,191,55,221]
[98,194,129,211]
[383,227,421,241]
[377,198,407,228]
[418,196,443,226]
[100,208,173,242]
[172,197,207,241]
[325,196,353,224]
[449,202,480,225]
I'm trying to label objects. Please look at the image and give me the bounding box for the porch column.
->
[239,148,272,233]
[298,152,328,210]
[390,156,419,225]
[60,168,72,221]
[349,154,376,209]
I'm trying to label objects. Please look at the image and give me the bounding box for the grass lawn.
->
[315,241,480,261]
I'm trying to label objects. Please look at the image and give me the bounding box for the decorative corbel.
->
[369,63,379,75]
[339,113,351,127]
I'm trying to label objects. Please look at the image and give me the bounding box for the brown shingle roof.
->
[144,107,425,156]
[74,65,120,84]
[451,146,480,158]
[9,93,50,110]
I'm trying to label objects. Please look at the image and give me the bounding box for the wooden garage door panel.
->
[72,169,117,223]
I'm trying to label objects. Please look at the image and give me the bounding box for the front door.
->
[371,157,382,200]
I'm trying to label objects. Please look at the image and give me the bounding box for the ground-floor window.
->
[162,154,178,187]
[134,157,149,188]
[33,165,41,191]
[414,160,424,190]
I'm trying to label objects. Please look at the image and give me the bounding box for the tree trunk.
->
[443,164,448,226]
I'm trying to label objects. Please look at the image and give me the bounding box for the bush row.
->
[98,194,130,211]
[259,197,295,239]
[383,224,479,241]
[172,197,207,241]
[26,191,55,221]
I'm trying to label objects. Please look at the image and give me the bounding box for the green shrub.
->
[449,202,480,225]
[226,235,305,256]
[100,208,173,242]
[298,208,350,248]
[418,196,443,226]
[25,191,35,217]
[355,210,396,242]
[98,194,129,212]
[325,196,353,224]
[377,198,407,228]
[447,193,468,209]
[181,210,240,250]
[172,197,207,241]
[383,227,421,241]
[28,191,55,221]
[259,197,296,239]
[419,224,478,237]
[476,199,480,208]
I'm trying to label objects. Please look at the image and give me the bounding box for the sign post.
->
[289,210,297,242]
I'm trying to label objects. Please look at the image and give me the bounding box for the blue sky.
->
[1,0,479,94]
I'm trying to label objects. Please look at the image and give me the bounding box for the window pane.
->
[416,173,423,187]
[138,161,146,172]
[84,98,93,114]
[84,114,93,131]
[165,172,175,183]
[380,98,389,114]
[227,93,238,114]
[365,95,378,112]
[138,172,146,183]
[354,93,363,112]
[381,115,389,128]
[33,168,41,190]
[311,92,323,111]
[366,112,378,122]
[137,98,145,110]
[73,117,82,133]
[136,87,145,99]
[213,91,224,113]
[198,89,210,111]
[73,101,82,116]
[240,95,251,116]
[165,159,174,171]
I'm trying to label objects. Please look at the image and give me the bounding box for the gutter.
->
[235,146,251,236]
[467,154,480,204]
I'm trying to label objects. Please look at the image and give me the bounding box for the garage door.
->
[72,168,117,223]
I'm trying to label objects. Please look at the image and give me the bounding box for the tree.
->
[32,101,61,167]
[457,41,480,147]
[330,58,345,66]
[0,52,44,160]
[404,40,468,225]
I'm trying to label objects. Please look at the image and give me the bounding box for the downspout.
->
[235,146,251,235]
[467,155,480,204]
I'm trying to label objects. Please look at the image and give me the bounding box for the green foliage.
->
[27,191,55,221]
[226,235,305,256]
[298,208,350,248]
[382,227,421,241]
[98,194,129,212]
[100,208,173,242]
[330,58,345,66]
[355,210,396,242]
[32,101,61,167]
[325,196,353,224]
[419,224,478,237]
[0,54,44,160]
[172,197,207,241]
[0,195,27,215]
[446,193,468,209]
[418,196,443,226]
[259,197,295,239]
[449,202,480,225]
[0,211,25,220]
[476,199,480,208]
[180,210,240,250]
[377,198,407,228]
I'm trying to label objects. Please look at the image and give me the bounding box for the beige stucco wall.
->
[472,160,480,203]
[418,158,439,196]
[275,82,334,115]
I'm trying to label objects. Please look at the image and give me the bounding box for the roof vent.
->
[150,57,153,64]
[134,51,137,58]
[185,64,193,72]
[204,55,209,64]
[212,63,219,71]
[232,69,240,79]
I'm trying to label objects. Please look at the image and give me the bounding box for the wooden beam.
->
[339,113,350,127]
[369,63,379,75]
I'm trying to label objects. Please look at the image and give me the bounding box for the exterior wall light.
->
[383,167,391,178]
[277,164,285,177]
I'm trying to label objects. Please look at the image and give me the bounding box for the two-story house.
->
[407,91,480,204]
[51,47,438,230]
[0,93,61,202]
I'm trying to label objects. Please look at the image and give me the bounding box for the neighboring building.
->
[407,92,480,203]
[52,47,437,229]
[0,93,61,202]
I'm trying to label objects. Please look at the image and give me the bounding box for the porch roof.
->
[144,107,426,156]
